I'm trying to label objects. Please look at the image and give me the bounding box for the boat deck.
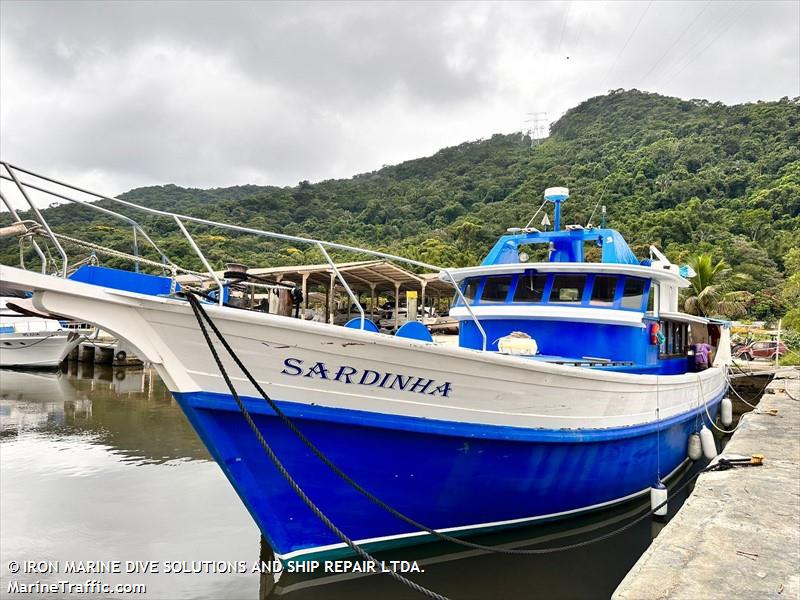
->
[516,354,635,368]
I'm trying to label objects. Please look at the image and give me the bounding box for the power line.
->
[602,0,654,90]
[568,3,586,55]
[661,2,752,86]
[555,0,573,57]
[651,2,736,86]
[532,1,573,142]
[637,0,712,88]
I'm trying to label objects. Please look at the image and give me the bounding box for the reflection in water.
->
[1,366,712,600]
[257,461,704,600]
[1,366,258,600]
[1,366,207,463]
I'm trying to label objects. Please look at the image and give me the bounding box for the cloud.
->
[1,0,797,206]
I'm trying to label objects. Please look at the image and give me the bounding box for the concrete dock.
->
[614,370,800,600]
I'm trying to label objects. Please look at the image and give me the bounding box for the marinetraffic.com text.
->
[10,559,424,575]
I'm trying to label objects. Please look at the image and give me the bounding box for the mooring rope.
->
[185,292,748,564]
[185,294,449,600]
[725,367,777,408]
[725,372,760,410]
[698,374,743,435]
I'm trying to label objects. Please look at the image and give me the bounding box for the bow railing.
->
[0,161,487,349]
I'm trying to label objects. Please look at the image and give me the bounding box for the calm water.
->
[0,364,717,600]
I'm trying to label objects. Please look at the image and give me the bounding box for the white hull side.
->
[0,266,727,430]
[0,332,80,368]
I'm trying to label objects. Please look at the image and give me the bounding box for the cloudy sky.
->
[1,0,798,207]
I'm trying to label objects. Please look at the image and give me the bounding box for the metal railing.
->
[0,161,488,350]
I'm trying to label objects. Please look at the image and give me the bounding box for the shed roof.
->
[177,260,454,296]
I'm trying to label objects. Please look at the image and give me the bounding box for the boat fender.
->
[699,425,717,460]
[649,323,661,345]
[650,481,668,517]
[720,397,733,427]
[687,432,702,461]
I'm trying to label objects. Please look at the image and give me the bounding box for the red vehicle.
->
[734,340,788,361]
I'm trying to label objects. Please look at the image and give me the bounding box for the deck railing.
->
[0,161,488,349]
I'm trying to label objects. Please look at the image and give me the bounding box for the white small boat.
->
[0,297,81,368]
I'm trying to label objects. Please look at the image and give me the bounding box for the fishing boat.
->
[0,164,731,562]
[0,294,81,368]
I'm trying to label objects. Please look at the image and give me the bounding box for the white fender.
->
[688,432,702,461]
[700,425,717,460]
[650,481,668,517]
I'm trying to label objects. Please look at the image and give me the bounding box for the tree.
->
[749,290,786,323]
[683,254,751,318]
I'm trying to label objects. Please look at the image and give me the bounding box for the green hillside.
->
[2,90,799,322]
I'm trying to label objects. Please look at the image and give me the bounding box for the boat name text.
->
[281,357,452,397]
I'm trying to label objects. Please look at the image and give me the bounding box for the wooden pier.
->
[67,340,144,367]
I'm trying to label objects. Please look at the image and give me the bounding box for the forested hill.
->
[2,90,799,298]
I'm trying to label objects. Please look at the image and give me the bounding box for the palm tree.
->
[683,254,751,318]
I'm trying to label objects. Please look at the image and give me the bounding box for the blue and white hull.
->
[0,266,729,561]
[175,389,722,560]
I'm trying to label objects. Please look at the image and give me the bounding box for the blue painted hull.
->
[173,390,722,560]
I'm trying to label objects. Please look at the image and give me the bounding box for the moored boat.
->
[0,295,81,368]
[0,165,731,562]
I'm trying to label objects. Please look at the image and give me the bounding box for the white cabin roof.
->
[440,262,690,288]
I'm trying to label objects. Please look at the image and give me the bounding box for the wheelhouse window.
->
[457,278,479,305]
[480,275,514,303]
[659,320,690,357]
[620,277,646,310]
[549,274,586,303]
[514,273,548,303]
[590,275,617,306]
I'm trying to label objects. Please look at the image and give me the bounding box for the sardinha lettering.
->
[281,357,453,398]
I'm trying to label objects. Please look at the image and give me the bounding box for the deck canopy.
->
[178,260,453,297]
[177,260,455,324]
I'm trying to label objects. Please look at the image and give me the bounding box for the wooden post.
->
[324,286,329,324]
[394,282,401,331]
[302,273,309,310]
[370,284,377,321]
[329,272,336,325]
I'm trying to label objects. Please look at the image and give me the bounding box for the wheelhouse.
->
[443,221,728,376]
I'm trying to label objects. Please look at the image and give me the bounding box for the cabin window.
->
[549,274,586,303]
[620,277,646,310]
[458,278,479,305]
[659,320,690,357]
[590,275,617,306]
[514,273,548,303]
[480,275,514,303]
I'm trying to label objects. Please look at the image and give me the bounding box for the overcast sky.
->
[1,0,798,208]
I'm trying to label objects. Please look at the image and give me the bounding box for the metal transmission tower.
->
[524,112,549,147]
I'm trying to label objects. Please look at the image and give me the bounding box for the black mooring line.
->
[186,293,449,600]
